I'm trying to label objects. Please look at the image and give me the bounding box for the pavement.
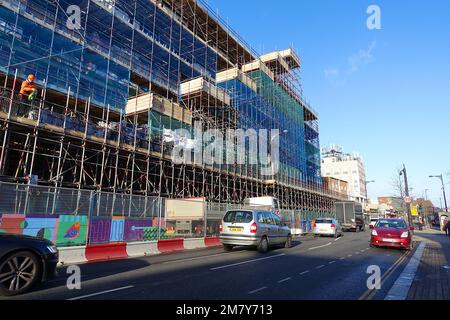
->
[1,230,416,300]
[405,228,450,300]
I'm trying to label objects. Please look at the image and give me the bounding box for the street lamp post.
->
[429,174,448,213]
[399,164,413,227]
[364,180,375,209]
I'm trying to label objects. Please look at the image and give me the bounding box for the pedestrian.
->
[446,220,450,237]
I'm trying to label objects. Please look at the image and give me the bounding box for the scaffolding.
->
[0,0,348,213]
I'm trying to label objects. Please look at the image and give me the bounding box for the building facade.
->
[0,0,342,211]
[321,145,367,205]
[322,176,348,198]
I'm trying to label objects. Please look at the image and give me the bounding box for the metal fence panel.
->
[0,182,336,246]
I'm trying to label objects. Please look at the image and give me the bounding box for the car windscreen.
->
[223,211,253,223]
[316,219,333,224]
[376,220,407,229]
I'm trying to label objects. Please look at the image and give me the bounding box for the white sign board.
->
[165,197,205,220]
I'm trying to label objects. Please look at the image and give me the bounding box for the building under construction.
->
[0,0,347,212]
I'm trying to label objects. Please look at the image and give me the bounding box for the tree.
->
[390,166,417,198]
[389,166,417,214]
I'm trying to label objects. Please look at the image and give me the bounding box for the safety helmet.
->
[27,74,35,82]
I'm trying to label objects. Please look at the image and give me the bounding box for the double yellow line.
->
[358,249,412,300]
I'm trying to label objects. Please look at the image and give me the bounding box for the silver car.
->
[219,210,292,253]
[313,218,343,238]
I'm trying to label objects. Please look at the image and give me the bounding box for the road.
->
[1,230,415,300]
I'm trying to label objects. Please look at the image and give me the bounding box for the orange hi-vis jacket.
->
[20,80,36,95]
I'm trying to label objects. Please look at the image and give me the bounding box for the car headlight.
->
[371,230,378,236]
[400,232,409,238]
[46,245,58,254]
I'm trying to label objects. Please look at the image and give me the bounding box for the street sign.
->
[404,196,412,204]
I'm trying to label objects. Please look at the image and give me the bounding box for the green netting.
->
[248,70,304,126]
[147,109,193,138]
[305,142,321,166]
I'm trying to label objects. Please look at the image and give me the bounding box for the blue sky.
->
[208,0,450,207]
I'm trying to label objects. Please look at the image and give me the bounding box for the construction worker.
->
[20,74,37,99]
[18,74,37,116]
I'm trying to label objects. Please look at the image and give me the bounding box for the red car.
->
[370,218,414,250]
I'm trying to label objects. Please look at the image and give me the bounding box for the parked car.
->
[313,218,343,238]
[0,233,59,296]
[370,218,414,251]
[219,210,292,253]
[369,218,379,228]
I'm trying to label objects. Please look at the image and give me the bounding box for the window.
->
[223,211,253,223]
[271,212,282,226]
[316,219,333,224]
[263,212,275,225]
[257,212,265,223]
[376,220,407,229]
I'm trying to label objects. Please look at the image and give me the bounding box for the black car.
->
[0,233,59,296]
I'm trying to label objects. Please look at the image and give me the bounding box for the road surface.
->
[1,230,415,300]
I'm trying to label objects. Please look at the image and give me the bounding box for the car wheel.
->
[223,244,233,252]
[257,237,269,253]
[0,251,41,296]
[333,231,338,238]
[285,235,292,248]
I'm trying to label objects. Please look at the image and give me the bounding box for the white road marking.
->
[299,270,310,275]
[210,253,286,271]
[308,242,332,251]
[162,251,239,264]
[248,286,267,295]
[355,252,360,255]
[67,286,134,300]
[277,277,292,283]
[385,242,426,300]
[329,260,336,264]
[315,265,325,269]
[334,237,341,242]
[347,254,353,257]
[339,257,345,260]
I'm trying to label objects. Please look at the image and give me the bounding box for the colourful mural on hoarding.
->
[23,216,58,242]
[0,214,88,246]
[56,215,88,246]
[87,217,154,244]
[0,214,157,246]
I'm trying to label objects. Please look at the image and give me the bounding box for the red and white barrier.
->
[57,237,222,265]
[85,242,128,262]
[126,241,160,257]
[58,246,87,265]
